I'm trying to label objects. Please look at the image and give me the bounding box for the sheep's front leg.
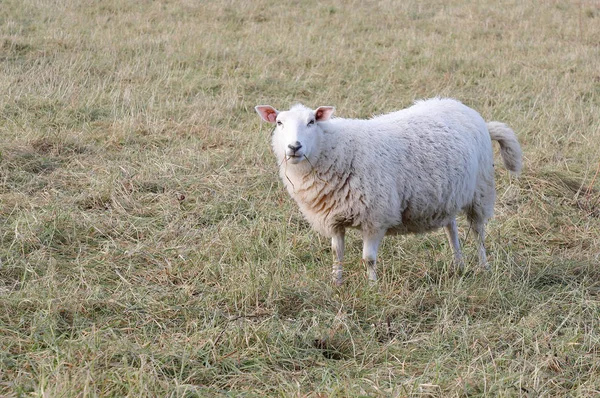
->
[331,231,345,286]
[362,230,386,282]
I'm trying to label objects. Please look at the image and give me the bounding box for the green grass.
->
[1,0,600,396]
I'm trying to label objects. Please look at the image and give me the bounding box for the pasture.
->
[1,0,600,396]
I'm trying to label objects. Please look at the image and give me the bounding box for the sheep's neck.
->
[283,158,351,216]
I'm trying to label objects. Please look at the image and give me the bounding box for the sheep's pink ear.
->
[255,105,278,123]
[315,106,335,122]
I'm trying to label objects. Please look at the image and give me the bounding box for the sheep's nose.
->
[288,141,302,152]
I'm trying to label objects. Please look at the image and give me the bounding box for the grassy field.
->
[1,0,600,396]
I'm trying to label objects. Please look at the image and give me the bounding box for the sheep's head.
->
[255,104,335,165]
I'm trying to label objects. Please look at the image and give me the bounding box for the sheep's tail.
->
[487,121,523,175]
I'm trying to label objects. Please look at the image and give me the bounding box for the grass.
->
[1,0,600,396]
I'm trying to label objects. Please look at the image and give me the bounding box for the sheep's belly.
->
[386,209,456,235]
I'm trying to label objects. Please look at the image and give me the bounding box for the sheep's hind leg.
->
[362,229,386,282]
[472,221,489,269]
[466,210,490,270]
[444,218,464,271]
[331,231,345,286]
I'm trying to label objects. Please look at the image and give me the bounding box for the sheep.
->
[255,98,523,285]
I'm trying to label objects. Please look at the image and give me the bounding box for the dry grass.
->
[1,0,600,396]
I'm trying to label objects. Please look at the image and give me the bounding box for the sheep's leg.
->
[472,221,489,269]
[444,218,464,271]
[331,231,345,286]
[362,230,385,282]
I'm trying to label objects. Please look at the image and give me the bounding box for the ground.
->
[1,0,600,396]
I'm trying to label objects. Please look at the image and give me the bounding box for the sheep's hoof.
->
[473,263,490,275]
[332,262,344,286]
[454,258,465,270]
[452,259,465,276]
[332,272,343,286]
[364,259,377,283]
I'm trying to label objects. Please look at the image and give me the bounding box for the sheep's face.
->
[255,104,334,165]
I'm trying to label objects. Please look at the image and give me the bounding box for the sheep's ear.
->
[255,105,278,123]
[315,106,335,122]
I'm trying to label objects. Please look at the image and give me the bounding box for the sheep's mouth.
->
[286,153,305,161]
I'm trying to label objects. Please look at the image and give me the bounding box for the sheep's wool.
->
[273,99,520,237]
[257,98,522,283]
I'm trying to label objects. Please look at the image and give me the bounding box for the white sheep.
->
[255,98,522,285]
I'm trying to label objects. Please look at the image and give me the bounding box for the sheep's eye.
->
[276,120,283,127]
[307,120,315,126]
